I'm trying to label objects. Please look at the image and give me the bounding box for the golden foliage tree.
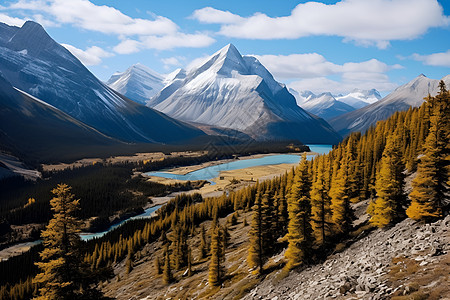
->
[284,154,313,270]
[368,133,406,227]
[34,184,105,300]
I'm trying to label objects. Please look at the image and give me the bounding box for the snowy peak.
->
[294,90,355,120]
[330,74,450,136]
[336,88,381,109]
[190,43,248,78]
[149,44,341,144]
[107,63,165,104]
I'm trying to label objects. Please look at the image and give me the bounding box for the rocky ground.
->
[245,214,450,300]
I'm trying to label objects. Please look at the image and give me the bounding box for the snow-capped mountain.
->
[290,88,381,120]
[0,74,118,161]
[0,21,203,144]
[107,63,165,105]
[335,89,381,109]
[330,74,450,136]
[148,44,341,144]
[291,90,356,120]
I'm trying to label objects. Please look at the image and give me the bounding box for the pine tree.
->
[369,134,406,227]
[330,146,355,235]
[247,192,264,274]
[187,247,193,277]
[34,184,105,300]
[208,226,224,286]
[154,256,162,274]
[311,156,332,244]
[407,84,449,220]
[285,154,314,270]
[162,246,172,285]
[199,224,208,259]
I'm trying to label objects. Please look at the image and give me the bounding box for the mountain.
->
[0,74,119,161]
[293,91,356,120]
[330,74,450,136]
[0,21,203,144]
[335,88,381,109]
[148,44,341,144]
[107,63,165,105]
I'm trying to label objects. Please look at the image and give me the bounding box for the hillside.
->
[101,202,449,299]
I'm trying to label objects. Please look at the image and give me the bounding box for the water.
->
[80,205,161,241]
[145,144,333,182]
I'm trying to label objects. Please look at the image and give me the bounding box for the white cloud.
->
[411,50,450,67]
[140,32,215,50]
[289,76,398,95]
[0,13,26,26]
[191,7,243,24]
[251,53,400,94]
[253,54,402,79]
[62,44,113,66]
[192,0,449,48]
[5,0,215,51]
[9,0,177,36]
[162,56,184,66]
[113,39,141,54]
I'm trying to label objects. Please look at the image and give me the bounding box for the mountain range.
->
[330,74,450,136]
[147,44,341,144]
[289,88,381,120]
[0,21,203,146]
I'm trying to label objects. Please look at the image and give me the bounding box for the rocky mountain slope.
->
[148,44,341,144]
[101,199,449,300]
[247,212,450,300]
[107,64,165,105]
[0,21,204,144]
[330,74,450,136]
[0,74,119,161]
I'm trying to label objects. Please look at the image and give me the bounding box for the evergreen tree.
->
[34,184,105,300]
[369,134,406,227]
[162,246,172,285]
[285,154,314,270]
[187,247,193,277]
[407,84,449,220]
[329,146,355,235]
[208,226,224,286]
[310,155,332,244]
[199,224,208,259]
[154,256,162,275]
[247,192,264,274]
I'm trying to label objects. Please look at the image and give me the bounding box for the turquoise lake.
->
[145,144,333,183]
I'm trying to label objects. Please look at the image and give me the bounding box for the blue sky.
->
[0,0,449,95]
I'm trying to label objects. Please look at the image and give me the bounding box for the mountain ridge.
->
[148,44,341,144]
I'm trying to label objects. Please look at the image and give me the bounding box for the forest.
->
[0,82,448,299]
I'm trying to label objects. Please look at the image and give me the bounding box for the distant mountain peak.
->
[149,44,341,144]
[107,63,165,105]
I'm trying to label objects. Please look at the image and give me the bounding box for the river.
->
[1,144,333,260]
[144,144,333,183]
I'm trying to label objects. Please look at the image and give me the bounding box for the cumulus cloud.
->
[0,13,26,26]
[113,40,141,55]
[191,7,243,24]
[251,53,400,94]
[62,44,113,66]
[411,50,450,67]
[253,53,402,79]
[192,0,449,48]
[5,0,215,51]
[289,76,398,95]
[162,56,184,67]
